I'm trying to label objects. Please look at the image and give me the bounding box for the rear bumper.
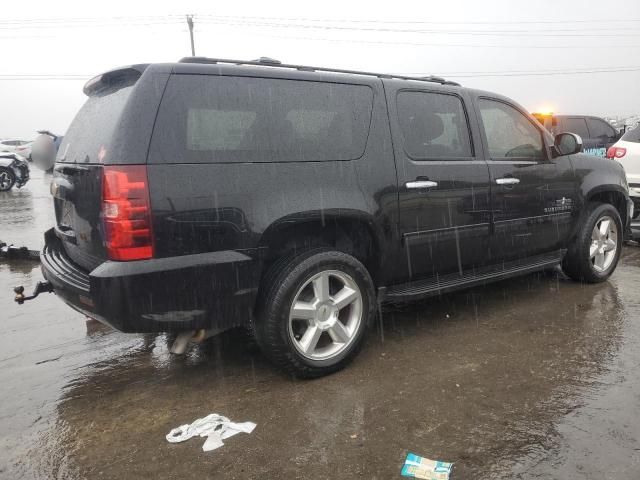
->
[41,228,261,333]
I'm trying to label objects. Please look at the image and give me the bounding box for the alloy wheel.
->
[288,270,363,361]
[0,171,13,191]
[590,215,617,272]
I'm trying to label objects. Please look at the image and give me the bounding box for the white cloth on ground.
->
[166,413,256,452]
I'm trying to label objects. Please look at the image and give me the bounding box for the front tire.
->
[562,202,623,283]
[0,167,15,192]
[254,249,375,378]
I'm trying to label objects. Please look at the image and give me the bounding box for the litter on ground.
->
[166,413,256,452]
[401,453,453,479]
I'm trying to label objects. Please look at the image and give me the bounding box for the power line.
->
[249,32,640,49]
[409,68,640,78]
[0,15,184,25]
[4,14,640,27]
[0,19,184,30]
[0,75,89,80]
[2,14,640,34]
[195,14,640,25]
[195,18,640,37]
[2,67,639,81]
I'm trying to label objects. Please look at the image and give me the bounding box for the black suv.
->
[532,113,621,158]
[27,58,632,377]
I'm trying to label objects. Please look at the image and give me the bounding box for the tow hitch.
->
[14,281,53,304]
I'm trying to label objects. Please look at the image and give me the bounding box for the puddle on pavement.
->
[1,170,639,479]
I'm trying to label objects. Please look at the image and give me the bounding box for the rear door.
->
[586,117,618,157]
[475,97,577,262]
[385,82,491,281]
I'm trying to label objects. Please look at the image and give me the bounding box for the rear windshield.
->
[621,126,640,143]
[57,85,134,163]
[148,75,374,163]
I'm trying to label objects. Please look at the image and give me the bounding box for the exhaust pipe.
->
[169,328,222,354]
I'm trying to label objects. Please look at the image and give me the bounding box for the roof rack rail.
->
[178,56,461,87]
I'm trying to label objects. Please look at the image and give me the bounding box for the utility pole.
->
[186,15,195,56]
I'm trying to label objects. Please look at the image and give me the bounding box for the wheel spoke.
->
[298,326,322,354]
[328,321,350,344]
[332,286,358,311]
[589,243,598,258]
[599,219,611,238]
[604,238,617,252]
[312,273,330,302]
[594,252,605,271]
[291,301,316,320]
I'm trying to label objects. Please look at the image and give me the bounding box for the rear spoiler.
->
[83,64,149,96]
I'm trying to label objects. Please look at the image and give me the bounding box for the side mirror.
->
[553,132,583,157]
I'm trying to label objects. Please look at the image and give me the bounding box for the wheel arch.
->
[257,209,384,285]
[585,185,628,228]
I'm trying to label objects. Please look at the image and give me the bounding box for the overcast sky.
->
[1,0,639,139]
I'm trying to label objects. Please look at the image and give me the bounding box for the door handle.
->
[406,180,438,189]
[495,177,520,186]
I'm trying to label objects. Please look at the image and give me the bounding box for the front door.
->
[387,84,492,281]
[561,117,599,155]
[475,98,577,262]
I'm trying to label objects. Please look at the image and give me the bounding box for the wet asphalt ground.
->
[1,168,639,480]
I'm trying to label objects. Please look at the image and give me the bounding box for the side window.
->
[149,75,374,164]
[586,118,616,140]
[478,99,544,160]
[562,118,590,139]
[397,91,472,159]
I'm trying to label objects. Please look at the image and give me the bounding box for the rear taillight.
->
[606,146,626,159]
[102,165,154,261]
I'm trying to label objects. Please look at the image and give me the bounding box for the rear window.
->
[621,126,640,143]
[58,85,134,163]
[149,75,374,163]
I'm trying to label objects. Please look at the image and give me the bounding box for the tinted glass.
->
[621,126,640,143]
[58,85,134,163]
[396,91,472,159]
[562,118,590,139]
[149,75,374,163]
[478,99,544,160]
[587,118,616,139]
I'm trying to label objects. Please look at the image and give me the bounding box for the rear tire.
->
[254,249,375,378]
[0,167,15,192]
[562,202,623,283]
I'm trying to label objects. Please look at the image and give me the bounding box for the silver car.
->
[0,139,32,159]
[0,153,30,191]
